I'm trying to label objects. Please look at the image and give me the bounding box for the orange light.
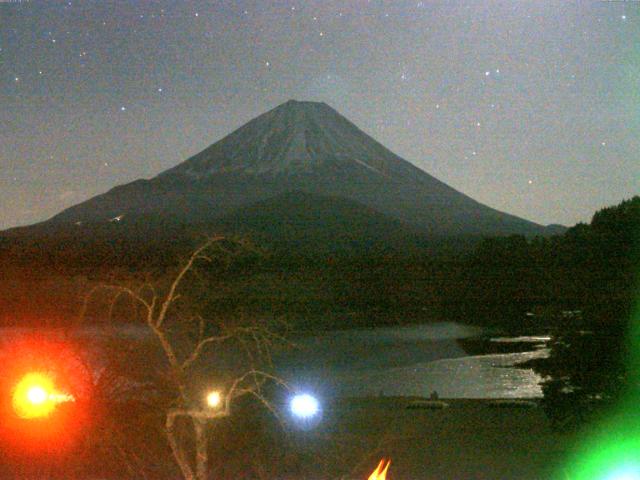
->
[11,372,74,419]
[368,458,391,480]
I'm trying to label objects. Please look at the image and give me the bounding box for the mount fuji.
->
[12,100,551,247]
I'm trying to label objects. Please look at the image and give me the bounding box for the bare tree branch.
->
[84,236,288,480]
[155,236,224,329]
[166,411,196,480]
[181,333,233,371]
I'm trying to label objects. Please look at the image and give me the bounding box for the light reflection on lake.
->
[278,323,549,399]
[0,322,549,399]
[328,349,548,399]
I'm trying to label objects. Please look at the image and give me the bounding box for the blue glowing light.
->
[290,393,319,419]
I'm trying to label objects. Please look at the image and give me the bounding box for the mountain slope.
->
[23,100,546,237]
[213,190,428,252]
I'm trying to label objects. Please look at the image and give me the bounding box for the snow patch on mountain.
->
[162,100,406,180]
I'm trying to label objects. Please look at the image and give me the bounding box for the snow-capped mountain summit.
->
[38,100,546,237]
[163,100,422,180]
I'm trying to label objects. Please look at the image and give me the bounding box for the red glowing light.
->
[0,336,91,454]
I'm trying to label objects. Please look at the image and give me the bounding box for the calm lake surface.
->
[277,322,549,399]
[0,322,549,399]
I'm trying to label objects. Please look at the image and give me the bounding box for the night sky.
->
[1,0,638,230]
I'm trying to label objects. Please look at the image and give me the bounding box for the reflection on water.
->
[279,323,549,399]
[330,349,548,399]
[490,336,551,343]
[0,322,549,399]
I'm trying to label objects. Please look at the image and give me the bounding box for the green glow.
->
[560,236,640,480]
[561,416,640,479]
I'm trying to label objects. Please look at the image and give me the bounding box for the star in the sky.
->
[0,0,634,230]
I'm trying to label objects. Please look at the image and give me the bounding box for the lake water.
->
[276,322,548,399]
[0,322,549,399]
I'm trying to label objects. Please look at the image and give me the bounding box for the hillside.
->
[14,100,547,240]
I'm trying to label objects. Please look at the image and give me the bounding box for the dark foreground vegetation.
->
[0,396,571,480]
[1,197,637,333]
[0,196,637,478]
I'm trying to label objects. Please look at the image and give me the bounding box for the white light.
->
[290,393,319,419]
[27,386,48,405]
[206,390,221,408]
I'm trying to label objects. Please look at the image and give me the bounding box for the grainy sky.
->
[1,0,638,230]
